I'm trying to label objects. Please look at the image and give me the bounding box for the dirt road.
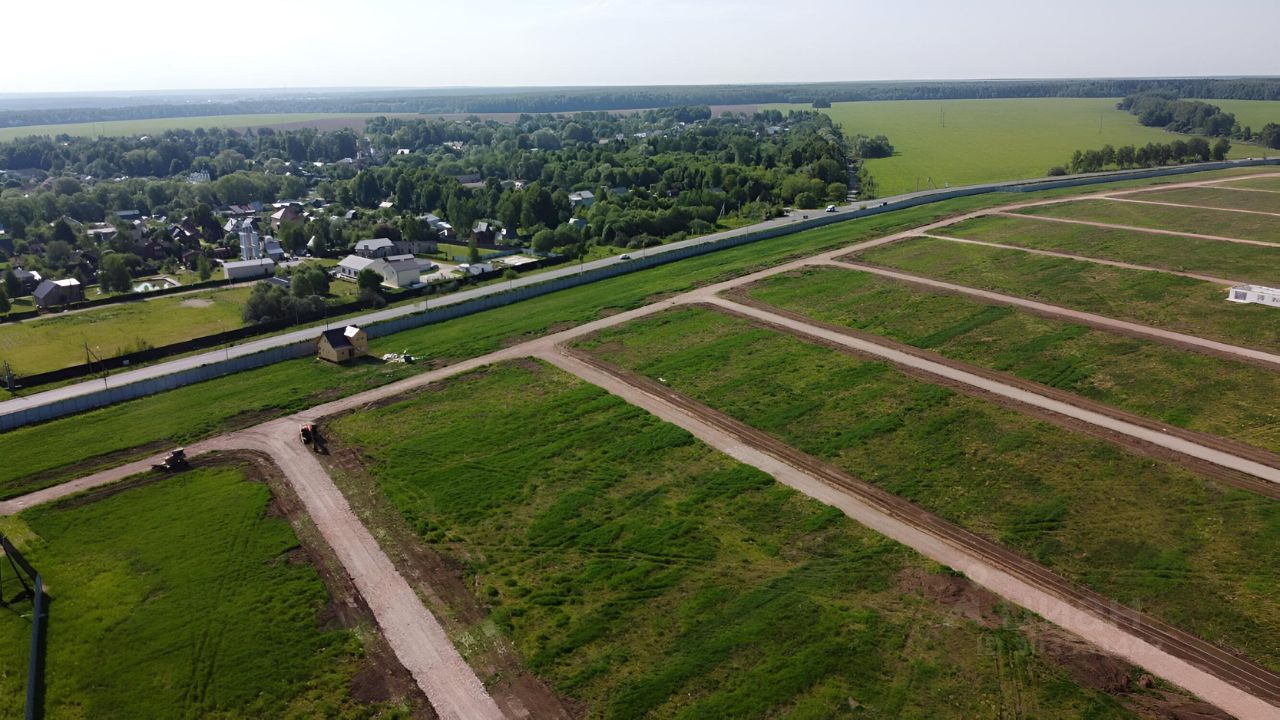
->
[920,233,1247,287]
[539,347,1280,720]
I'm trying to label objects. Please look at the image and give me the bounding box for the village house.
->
[568,190,595,208]
[270,205,302,231]
[33,278,84,309]
[472,221,498,244]
[316,325,368,363]
[355,238,396,258]
[335,254,420,289]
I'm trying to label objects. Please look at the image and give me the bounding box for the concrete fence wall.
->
[0,341,314,430]
[4,158,1277,431]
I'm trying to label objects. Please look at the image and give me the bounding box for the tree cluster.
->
[1062,137,1231,175]
[1120,94,1238,136]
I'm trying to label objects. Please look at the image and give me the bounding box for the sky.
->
[6,0,1280,94]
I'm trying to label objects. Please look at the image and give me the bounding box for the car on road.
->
[620,254,632,260]
[826,205,837,212]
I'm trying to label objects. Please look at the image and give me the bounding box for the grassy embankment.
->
[0,167,1269,498]
[767,98,1254,196]
[574,307,1280,671]
[328,360,1137,718]
[0,463,409,719]
[1017,199,1280,243]
[741,266,1280,452]
[941,213,1280,286]
[849,236,1280,353]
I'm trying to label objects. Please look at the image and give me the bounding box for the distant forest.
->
[3,78,1280,129]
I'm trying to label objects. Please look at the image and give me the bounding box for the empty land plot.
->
[769,98,1250,196]
[1016,200,1280,244]
[1118,186,1280,214]
[739,266,1280,452]
[329,360,1140,718]
[942,214,1280,286]
[0,286,253,375]
[849,236,1280,353]
[1218,175,1280,192]
[574,307,1280,671]
[0,463,408,720]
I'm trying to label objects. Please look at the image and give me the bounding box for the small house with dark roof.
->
[355,237,395,258]
[33,278,84,309]
[317,325,368,363]
[472,221,497,244]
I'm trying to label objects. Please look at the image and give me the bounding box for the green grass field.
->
[0,169,1266,499]
[1221,175,1280,192]
[767,98,1252,196]
[852,236,1280,352]
[0,113,418,142]
[329,360,1137,717]
[943,213,1280,285]
[575,306,1280,671]
[741,266,1280,453]
[1018,198,1280,243]
[1118,185,1280,214]
[0,463,406,719]
[0,286,252,375]
[1193,100,1280,137]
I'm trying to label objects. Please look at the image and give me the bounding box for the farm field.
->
[0,462,407,720]
[739,266,1280,452]
[1193,99,1280,137]
[766,98,1251,196]
[0,169,1263,498]
[941,213,1280,286]
[1116,185,1280,214]
[1017,198,1280,243]
[0,286,252,375]
[0,113,419,142]
[849,236,1280,353]
[574,306,1280,671]
[328,360,1139,717]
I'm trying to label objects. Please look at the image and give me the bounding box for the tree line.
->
[5,78,1280,129]
[1054,137,1231,175]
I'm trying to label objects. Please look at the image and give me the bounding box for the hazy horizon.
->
[7,0,1279,94]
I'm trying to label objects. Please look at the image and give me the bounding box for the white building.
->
[335,254,419,289]
[1227,285,1280,307]
[223,258,276,281]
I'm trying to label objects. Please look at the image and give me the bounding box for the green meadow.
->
[329,360,1137,717]
[942,213,1280,286]
[0,464,406,719]
[575,306,1280,671]
[851,236,1280,353]
[768,98,1253,195]
[740,265,1280,453]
